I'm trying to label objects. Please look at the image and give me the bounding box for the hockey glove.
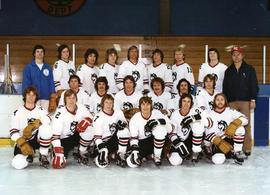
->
[16,137,34,156]
[76,117,93,133]
[172,138,190,159]
[181,113,201,128]
[56,89,65,98]
[144,119,158,133]
[96,143,109,168]
[115,120,128,131]
[127,145,141,168]
[224,118,242,139]
[23,119,41,139]
[213,136,233,154]
[49,94,57,113]
[52,146,66,169]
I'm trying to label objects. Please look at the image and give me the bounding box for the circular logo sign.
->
[35,0,85,17]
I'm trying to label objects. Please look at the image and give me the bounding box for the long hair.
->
[203,74,216,89]
[95,77,109,92]
[101,94,114,109]
[208,48,220,62]
[127,45,138,60]
[139,96,153,111]
[152,49,164,63]
[177,78,191,94]
[57,44,70,59]
[64,89,77,105]
[213,93,228,109]
[84,48,99,64]
[23,86,39,103]
[179,93,194,109]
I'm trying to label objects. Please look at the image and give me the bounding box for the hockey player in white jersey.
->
[128,96,174,167]
[169,94,213,165]
[205,93,248,165]
[93,94,130,168]
[114,75,142,111]
[148,77,173,114]
[77,48,99,95]
[51,89,94,168]
[116,45,148,93]
[99,48,120,95]
[171,48,195,95]
[10,86,52,169]
[196,74,218,113]
[53,44,76,99]
[198,48,227,93]
[89,77,111,115]
[147,49,173,92]
[58,75,90,109]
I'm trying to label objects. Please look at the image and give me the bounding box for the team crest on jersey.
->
[211,73,218,81]
[172,72,177,81]
[34,0,86,17]
[153,102,163,110]
[114,73,118,81]
[91,73,98,83]
[69,69,75,76]
[218,120,228,132]
[70,121,78,133]
[109,123,117,134]
[43,69,49,76]
[96,103,102,112]
[27,118,36,125]
[181,125,191,136]
[150,73,157,81]
[209,101,214,110]
[132,71,140,82]
[123,102,133,110]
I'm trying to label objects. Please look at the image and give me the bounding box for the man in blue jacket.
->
[22,45,56,113]
[223,46,259,157]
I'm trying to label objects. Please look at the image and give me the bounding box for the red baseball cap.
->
[231,46,243,54]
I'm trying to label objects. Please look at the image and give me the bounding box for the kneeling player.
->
[128,96,173,167]
[51,89,94,168]
[10,86,52,169]
[169,94,213,165]
[205,93,248,165]
[93,94,130,168]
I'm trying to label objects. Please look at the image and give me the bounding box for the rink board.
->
[0,94,269,146]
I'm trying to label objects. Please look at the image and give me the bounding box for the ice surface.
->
[0,147,270,195]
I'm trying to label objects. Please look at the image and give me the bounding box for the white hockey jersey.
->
[99,63,120,95]
[171,63,195,94]
[76,64,99,95]
[53,60,75,91]
[116,60,148,92]
[114,90,142,111]
[148,91,173,111]
[10,105,51,142]
[148,63,173,92]
[196,88,218,113]
[198,62,227,93]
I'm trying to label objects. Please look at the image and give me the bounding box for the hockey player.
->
[169,94,213,165]
[127,96,173,167]
[51,89,94,168]
[205,93,248,165]
[10,86,52,169]
[116,45,148,93]
[77,48,99,95]
[148,77,173,113]
[22,45,56,113]
[171,48,195,95]
[198,48,227,93]
[196,74,218,113]
[93,94,130,168]
[99,48,120,95]
[147,49,173,92]
[114,75,142,111]
[89,77,111,115]
[53,44,76,100]
[58,75,90,109]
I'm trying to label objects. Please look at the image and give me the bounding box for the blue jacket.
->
[22,60,55,100]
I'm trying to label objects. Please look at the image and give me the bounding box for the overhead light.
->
[113,44,121,51]
[178,44,186,48]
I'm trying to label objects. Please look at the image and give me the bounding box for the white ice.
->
[0,147,270,195]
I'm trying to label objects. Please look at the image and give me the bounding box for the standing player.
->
[171,48,195,95]
[10,86,52,169]
[196,74,218,113]
[58,75,90,109]
[77,48,99,95]
[114,75,142,111]
[147,49,173,92]
[99,48,120,95]
[116,45,148,93]
[205,93,248,165]
[51,90,94,168]
[169,94,213,164]
[53,44,76,99]
[198,48,227,93]
[89,77,111,115]
[127,96,173,167]
[22,45,56,113]
[93,94,130,168]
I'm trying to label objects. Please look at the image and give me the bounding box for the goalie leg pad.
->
[213,136,233,154]
[225,118,242,139]
[12,154,29,170]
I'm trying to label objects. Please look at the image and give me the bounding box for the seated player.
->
[58,75,90,108]
[10,86,52,169]
[148,77,173,114]
[127,96,173,167]
[196,74,218,113]
[169,94,213,165]
[51,89,94,168]
[93,94,130,168]
[205,93,248,165]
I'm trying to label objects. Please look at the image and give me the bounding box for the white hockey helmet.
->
[212,153,226,165]
[12,154,28,169]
